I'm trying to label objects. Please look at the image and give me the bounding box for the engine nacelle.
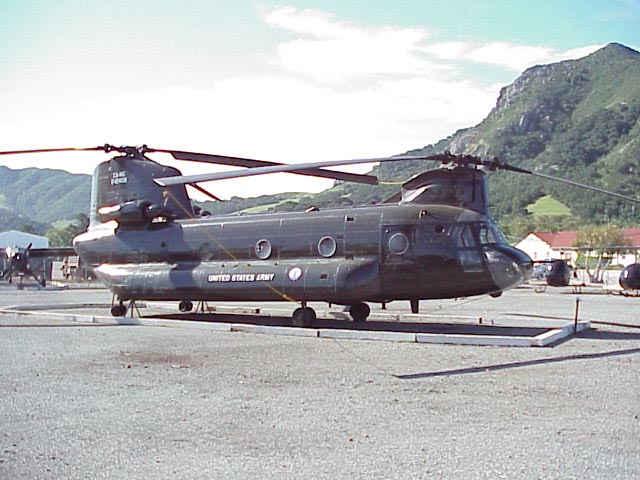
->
[98,200,172,227]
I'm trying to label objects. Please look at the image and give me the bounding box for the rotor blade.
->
[530,171,640,203]
[187,183,225,202]
[154,154,446,187]
[497,163,640,204]
[0,146,106,156]
[151,149,380,185]
[28,247,77,257]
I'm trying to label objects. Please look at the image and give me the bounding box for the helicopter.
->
[533,259,574,288]
[620,263,640,293]
[0,243,75,287]
[1,145,638,326]
[533,251,640,292]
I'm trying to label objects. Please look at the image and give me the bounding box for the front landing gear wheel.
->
[111,304,127,317]
[292,307,316,328]
[349,302,370,323]
[178,300,194,312]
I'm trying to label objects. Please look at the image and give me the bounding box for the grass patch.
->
[526,195,572,217]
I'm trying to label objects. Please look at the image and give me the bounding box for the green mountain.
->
[202,43,640,230]
[401,42,640,224]
[2,43,639,235]
[0,166,90,234]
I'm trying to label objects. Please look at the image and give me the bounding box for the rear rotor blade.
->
[151,148,380,185]
[188,183,225,202]
[0,146,106,156]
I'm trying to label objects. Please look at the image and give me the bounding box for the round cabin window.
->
[255,239,272,259]
[318,236,337,258]
[388,232,409,255]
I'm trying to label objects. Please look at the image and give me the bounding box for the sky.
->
[1,0,639,198]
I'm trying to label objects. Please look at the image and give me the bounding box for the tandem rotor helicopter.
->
[1,144,639,325]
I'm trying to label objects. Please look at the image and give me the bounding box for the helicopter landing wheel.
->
[349,302,370,323]
[178,300,194,312]
[292,307,316,328]
[111,303,127,317]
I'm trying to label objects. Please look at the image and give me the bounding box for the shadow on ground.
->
[148,312,551,338]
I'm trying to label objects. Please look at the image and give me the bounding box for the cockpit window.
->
[456,225,476,248]
[477,223,495,244]
[476,221,506,245]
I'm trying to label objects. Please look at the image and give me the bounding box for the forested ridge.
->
[202,43,640,236]
[0,166,90,234]
[1,43,639,239]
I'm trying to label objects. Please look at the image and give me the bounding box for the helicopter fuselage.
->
[74,202,532,305]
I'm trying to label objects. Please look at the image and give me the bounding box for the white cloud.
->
[422,41,602,71]
[0,6,603,198]
[264,6,356,39]
[264,7,448,80]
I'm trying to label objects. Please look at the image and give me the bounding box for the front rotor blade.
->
[154,154,445,187]
[525,170,640,204]
[492,161,640,204]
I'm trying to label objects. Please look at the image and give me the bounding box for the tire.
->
[349,302,370,322]
[292,307,316,328]
[179,300,194,312]
[111,304,127,317]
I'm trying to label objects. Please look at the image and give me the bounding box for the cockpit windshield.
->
[476,222,507,245]
[476,221,507,245]
[454,221,507,248]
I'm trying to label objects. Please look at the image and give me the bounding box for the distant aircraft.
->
[619,263,640,293]
[1,243,75,287]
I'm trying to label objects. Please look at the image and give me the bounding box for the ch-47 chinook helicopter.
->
[1,145,638,326]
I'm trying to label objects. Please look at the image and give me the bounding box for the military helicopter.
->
[1,145,638,326]
[0,243,74,287]
[538,259,573,288]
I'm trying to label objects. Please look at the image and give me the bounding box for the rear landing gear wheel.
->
[292,307,316,328]
[111,303,127,317]
[349,302,370,323]
[178,300,194,312]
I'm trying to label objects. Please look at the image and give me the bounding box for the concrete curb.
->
[0,305,590,347]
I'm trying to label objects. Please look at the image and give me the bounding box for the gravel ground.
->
[0,286,639,479]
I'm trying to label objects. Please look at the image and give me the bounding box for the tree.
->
[46,214,89,247]
[573,225,632,283]
[18,223,42,235]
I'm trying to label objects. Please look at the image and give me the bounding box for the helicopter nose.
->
[483,245,533,291]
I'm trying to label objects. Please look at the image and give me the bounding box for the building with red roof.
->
[515,228,640,266]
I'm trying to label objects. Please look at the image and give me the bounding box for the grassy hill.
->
[525,196,571,217]
[400,43,640,226]
[0,166,90,234]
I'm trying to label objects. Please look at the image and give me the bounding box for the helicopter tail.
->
[89,154,194,227]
